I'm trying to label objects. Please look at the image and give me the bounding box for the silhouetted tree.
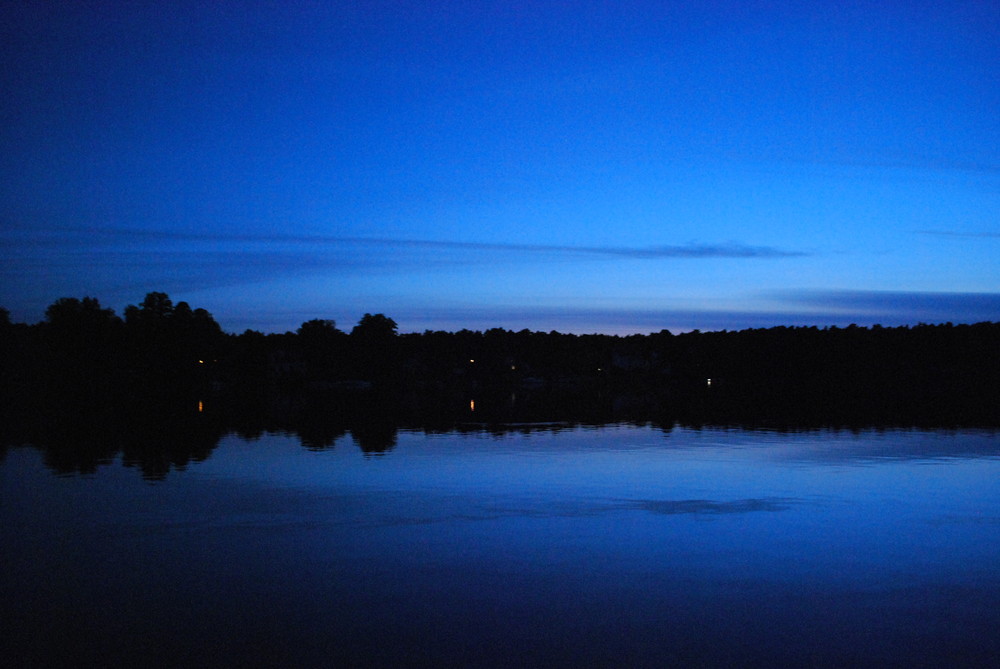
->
[45,296,121,332]
[295,318,347,384]
[121,292,224,396]
[351,313,397,339]
[39,296,124,396]
[298,318,340,339]
[349,313,398,382]
[0,307,36,412]
[124,291,174,324]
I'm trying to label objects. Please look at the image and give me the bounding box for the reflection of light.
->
[470,400,475,412]
[198,400,204,412]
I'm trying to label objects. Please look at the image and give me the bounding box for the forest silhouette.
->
[3,292,999,440]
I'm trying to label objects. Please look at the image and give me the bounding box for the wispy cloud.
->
[22,227,808,260]
[337,237,807,259]
[782,289,1000,312]
[365,237,807,259]
[775,290,1000,323]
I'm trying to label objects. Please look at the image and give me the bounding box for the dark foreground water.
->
[3,424,1000,668]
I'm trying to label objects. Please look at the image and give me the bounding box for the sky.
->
[2,0,998,334]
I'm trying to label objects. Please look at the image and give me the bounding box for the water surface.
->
[3,424,999,667]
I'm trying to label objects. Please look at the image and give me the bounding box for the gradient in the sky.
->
[2,1,998,333]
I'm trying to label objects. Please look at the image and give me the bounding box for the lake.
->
[2,422,1000,667]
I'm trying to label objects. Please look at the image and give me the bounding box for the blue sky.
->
[2,0,998,334]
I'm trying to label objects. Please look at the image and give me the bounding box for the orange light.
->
[470,400,475,412]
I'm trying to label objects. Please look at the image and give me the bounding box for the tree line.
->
[2,291,999,425]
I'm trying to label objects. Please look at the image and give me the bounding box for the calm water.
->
[3,424,1000,668]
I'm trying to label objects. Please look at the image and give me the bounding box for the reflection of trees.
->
[6,387,1000,481]
[350,422,398,456]
[119,416,223,481]
[1,399,225,480]
[3,402,123,476]
[298,423,349,451]
[40,431,120,476]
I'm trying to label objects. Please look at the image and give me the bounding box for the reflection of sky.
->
[213,428,1000,585]
[195,425,1000,491]
[3,426,1000,665]
[183,427,1000,573]
[2,2,998,334]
